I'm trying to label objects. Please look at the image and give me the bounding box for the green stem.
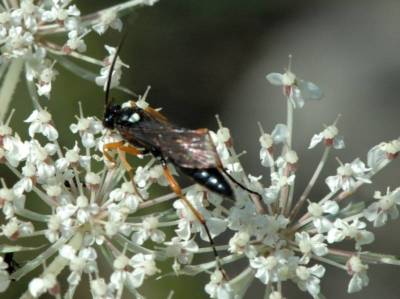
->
[0,59,23,122]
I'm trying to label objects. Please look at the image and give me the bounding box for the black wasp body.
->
[103,101,233,198]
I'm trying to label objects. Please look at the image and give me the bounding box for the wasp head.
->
[103,104,121,129]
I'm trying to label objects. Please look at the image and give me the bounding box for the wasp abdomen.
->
[181,167,233,197]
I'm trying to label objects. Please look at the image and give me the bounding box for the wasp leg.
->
[103,141,125,164]
[103,142,144,197]
[161,161,228,279]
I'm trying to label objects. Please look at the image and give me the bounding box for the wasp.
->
[101,39,261,271]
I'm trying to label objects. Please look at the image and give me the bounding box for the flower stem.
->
[0,58,23,122]
[19,232,83,299]
[290,146,331,221]
[286,98,293,149]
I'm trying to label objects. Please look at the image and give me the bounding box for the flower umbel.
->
[1,55,400,299]
[0,0,158,122]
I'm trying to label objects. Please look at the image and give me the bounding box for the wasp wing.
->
[118,120,220,169]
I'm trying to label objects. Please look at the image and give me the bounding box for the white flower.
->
[2,134,30,167]
[228,231,250,254]
[295,232,328,263]
[0,257,10,293]
[309,125,345,149]
[85,172,101,188]
[2,217,34,240]
[64,30,87,53]
[127,253,159,288]
[70,116,103,148]
[364,188,400,227]
[164,237,199,265]
[250,249,299,285]
[90,278,110,298]
[307,200,339,233]
[108,181,140,212]
[41,2,80,24]
[174,188,227,241]
[266,70,323,108]
[29,273,58,298]
[325,158,371,192]
[0,187,25,219]
[131,215,166,245]
[367,139,400,170]
[259,215,289,247]
[205,270,233,299]
[346,256,369,293]
[95,45,129,90]
[93,9,123,35]
[284,150,298,165]
[60,246,98,286]
[270,172,295,189]
[55,143,90,171]
[295,265,325,298]
[327,219,374,249]
[24,109,58,141]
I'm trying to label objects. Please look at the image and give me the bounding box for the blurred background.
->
[3,0,400,298]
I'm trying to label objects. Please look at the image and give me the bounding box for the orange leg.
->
[103,141,142,164]
[103,141,143,196]
[161,162,227,278]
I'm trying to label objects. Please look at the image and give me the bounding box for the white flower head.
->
[70,116,103,148]
[327,219,374,250]
[250,249,299,285]
[266,60,323,108]
[24,109,58,141]
[295,232,328,263]
[0,257,10,293]
[127,253,159,288]
[228,231,251,254]
[131,215,166,245]
[64,30,88,53]
[364,188,400,227]
[309,124,345,149]
[93,9,123,35]
[29,273,58,298]
[308,200,339,233]
[346,256,369,293]
[325,158,371,192]
[205,270,233,299]
[95,45,129,91]
[368,138,400,170]
[295,264,325,298]
[164,237,199,266]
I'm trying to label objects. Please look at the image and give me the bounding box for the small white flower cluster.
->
[0,105,165,298]
[1,63,400,299]
[0,0,157,107]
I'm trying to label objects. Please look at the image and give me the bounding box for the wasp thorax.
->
[103,104,121,129]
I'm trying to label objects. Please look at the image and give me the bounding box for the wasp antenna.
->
[104,33,128,107]
[221,168,262,201]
